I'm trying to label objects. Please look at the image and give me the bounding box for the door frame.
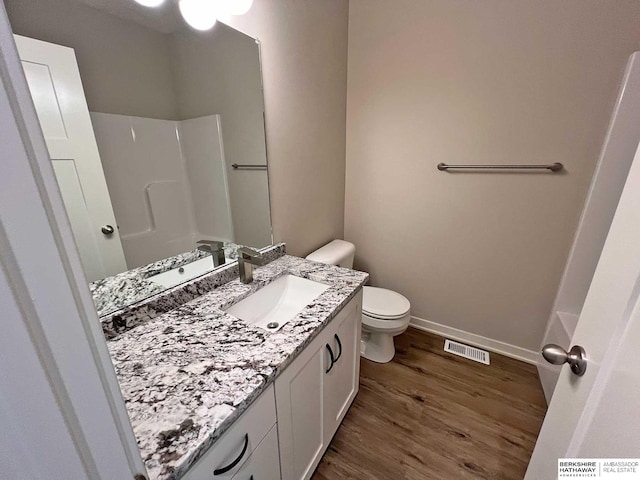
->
[0,4,144,478]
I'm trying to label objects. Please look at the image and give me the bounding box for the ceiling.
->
[73,0,186,34]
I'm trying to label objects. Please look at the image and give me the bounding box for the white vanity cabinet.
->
[274,334,327,480]
[275,292,362,480]
[183,291,362,480]
[322,296,361,444]
[183,385,277,480]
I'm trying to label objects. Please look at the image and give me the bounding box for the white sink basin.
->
[225,274,330,331]
[148,256,215,288]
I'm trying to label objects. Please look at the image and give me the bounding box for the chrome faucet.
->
[196,239,226,267]
[238,247,268,283]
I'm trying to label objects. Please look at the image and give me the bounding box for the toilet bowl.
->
[306,239,411,363]
[360,286,411,363]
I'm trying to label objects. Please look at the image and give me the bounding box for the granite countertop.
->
[90,242,247,318]
[106,254,368,480]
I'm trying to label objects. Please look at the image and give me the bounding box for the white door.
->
[526,141,640,478]
[14,35,127,282]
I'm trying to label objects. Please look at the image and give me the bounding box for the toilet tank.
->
[305,239,355,268]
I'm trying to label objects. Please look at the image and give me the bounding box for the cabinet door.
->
[275,336,330,480]
[323,296,361,444]
[231,425,280,480]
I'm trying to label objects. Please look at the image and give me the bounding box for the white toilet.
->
[306,240,411,363]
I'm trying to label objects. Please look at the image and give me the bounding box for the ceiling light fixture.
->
[227,0,253,16]
[133,0,166,7]
[178,0,218,31]
[133,0,254,31]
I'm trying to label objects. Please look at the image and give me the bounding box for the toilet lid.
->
[362,286,410,319]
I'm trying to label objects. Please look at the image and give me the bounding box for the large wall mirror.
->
[6,0,272,316]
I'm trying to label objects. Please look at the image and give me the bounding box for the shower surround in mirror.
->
[91,113,239,269]
[7,0,273,308]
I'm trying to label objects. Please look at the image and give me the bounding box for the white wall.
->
[345,0,640,352]
[5,0,179,120]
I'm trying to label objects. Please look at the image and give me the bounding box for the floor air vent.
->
[444,339,490,365]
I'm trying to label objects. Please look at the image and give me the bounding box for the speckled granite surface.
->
[90,242,255,318]
[107,254,368,480]
[100,244,286,339]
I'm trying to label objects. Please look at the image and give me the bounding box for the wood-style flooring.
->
[312,328,547,480]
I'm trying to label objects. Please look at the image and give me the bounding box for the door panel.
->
[52,160,106,281]
[572,290,640,457]
[15,34,127,281]
[526,141,640,477]
[20,61,67,139]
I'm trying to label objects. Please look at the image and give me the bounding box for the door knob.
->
[101,224,115,235]
[542,344,587,376]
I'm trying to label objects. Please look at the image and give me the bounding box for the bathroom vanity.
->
[105,249,368,480]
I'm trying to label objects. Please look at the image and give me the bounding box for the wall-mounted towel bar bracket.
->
[437,162,563,172]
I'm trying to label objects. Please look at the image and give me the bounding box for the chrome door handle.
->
[101,224,115,235]
[542,344,587,376]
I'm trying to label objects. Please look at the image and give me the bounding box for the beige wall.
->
[5,0,179,120]
[171,25,272,248]
[345,0,640,351]
[227,0,349,257]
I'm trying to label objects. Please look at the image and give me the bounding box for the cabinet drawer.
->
[183,384,276,480]
[231,425,280,480]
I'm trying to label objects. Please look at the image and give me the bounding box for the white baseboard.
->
[409,316,541,366]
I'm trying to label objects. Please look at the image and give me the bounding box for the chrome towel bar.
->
[232,163,267,170]
[437,162,563,172]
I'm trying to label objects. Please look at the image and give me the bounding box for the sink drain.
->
[266,322,279,329]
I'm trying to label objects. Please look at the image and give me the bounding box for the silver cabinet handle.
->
[542,344,587,376]
[101,225,115,235]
